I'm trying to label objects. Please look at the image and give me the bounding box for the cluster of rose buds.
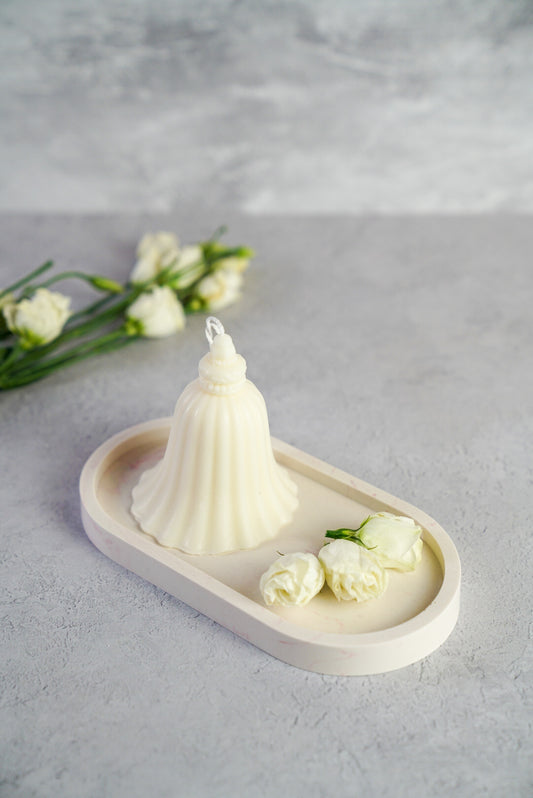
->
[0,229,253,390]
[260,513,423,606]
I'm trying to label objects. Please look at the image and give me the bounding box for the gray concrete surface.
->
[1,0,533,213]
[1,212,532,797]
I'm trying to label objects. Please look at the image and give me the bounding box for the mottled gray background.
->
[1,0,533,214]
[1,3,533,798]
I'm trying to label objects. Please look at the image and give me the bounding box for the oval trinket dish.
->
[80,418,461,676]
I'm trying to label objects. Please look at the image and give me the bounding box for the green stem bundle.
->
[0,229,253,391]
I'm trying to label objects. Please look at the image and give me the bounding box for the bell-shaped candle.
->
[131,317,299,554]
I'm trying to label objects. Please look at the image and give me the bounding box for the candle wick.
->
[205,316,225,345]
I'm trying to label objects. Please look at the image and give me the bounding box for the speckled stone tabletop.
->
[1,212,532,797]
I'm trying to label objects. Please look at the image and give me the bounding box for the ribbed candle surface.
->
[131,324,298,554]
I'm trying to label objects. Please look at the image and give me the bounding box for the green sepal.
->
[324,522,374,550]
[124,317,144,337]
[90,276,124,294]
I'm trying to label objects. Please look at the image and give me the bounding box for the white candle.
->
[131,318,298,554]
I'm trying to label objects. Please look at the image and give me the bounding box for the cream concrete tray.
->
[79,418,461,676]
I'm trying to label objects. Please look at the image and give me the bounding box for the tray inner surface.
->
[97,436,443,636]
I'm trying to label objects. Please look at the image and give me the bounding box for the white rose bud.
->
[0,292,15,332]
[171,245,205,289]
[4,288,71,349]
[358,512,423,572]
[318,539,388,602]
[130,249,160,285]
[195,269,243,311]
[131,232,180,285]
[126,286,185,338]
[214,255,250,274]
[136,231,179,259]
[260,553,325,607]
[0,292,15,311]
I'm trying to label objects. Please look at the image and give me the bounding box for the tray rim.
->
[79,417,461,672]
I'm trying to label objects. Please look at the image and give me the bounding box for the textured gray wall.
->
[2,0,533,213]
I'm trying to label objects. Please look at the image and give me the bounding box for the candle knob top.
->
[205,316,225,344]
[199,317,247,393]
